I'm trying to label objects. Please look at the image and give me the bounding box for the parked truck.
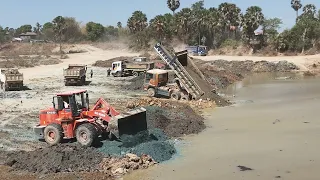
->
[63,64,87,86]
[185,45,208,56]
[0,68,24,91]
[111,61,154,77]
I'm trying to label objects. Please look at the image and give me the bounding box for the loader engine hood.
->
[39,107,59,126]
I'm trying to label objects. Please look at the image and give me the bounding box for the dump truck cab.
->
[145,69,169,87]
[144,69,184,99]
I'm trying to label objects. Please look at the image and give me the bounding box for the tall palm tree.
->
[291,0,302,22]
[150,15,166,41]
[175,8,192,42]
[127,11,148,33]
[242,6,264,42]
[167,0,180,14]
[218,3,242,39]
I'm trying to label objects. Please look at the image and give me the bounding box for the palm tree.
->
[175,8,193,42]
[302,4,316,18]
[167,0,180,14]
[242,6,264,43]
[52,16,66,54]
[150,15,166,41]
[127,11,148,33]
[117,22,122,29]
[218,3,242,39]
[291,0,302,22]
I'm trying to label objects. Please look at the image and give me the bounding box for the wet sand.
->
[125,73,320,180]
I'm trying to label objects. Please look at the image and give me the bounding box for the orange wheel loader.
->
[33,89,147,147]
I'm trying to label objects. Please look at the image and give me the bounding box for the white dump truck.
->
[111,60,154,77]
[0,68,24,91]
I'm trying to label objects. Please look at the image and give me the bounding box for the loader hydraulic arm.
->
[82,97,120,122]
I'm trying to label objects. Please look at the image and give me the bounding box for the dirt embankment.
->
[194,59,299,89]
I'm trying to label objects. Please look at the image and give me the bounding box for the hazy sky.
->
[1,0,320,31]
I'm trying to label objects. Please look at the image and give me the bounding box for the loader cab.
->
[54,90,90,117]
[144,69,168,87]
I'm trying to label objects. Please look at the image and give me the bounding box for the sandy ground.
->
[0,45,141,151]
[194,54,320,71]
[124,74,320,180]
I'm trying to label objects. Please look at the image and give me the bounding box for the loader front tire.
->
[76,123,98,147]
[44,124,63,146]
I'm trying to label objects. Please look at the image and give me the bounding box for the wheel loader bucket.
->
[109,107,147,138]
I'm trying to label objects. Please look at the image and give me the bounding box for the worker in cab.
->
[63,101,69,109]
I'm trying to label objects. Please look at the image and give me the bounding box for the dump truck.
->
[33,89,147,147]
[143,43,215,101]
[185,45,208,56]
[111,60,154,77]
[0,68,24,91]
[63,64,87,86]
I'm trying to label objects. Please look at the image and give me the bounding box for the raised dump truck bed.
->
[63,64,87,86]
[0,68,24,91]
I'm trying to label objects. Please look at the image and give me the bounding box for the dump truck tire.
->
[132,71,139,77]
[171,91,181,100]
[44,124,63,146]
[147,88,156,97]
[76,123,98,147]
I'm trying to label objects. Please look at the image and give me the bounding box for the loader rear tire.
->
[44,124,63,146]
[76,123,98,147]
[132,71,139,77]
[147,88,156,97]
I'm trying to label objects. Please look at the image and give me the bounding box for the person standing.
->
[90,69,93,78]
[107,68,111,76]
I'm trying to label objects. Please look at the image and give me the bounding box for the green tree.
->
[291,0,303,22]
[52,16,66,54]
[0,26,6,43]
[150,15,166,41]
[262,18,283,41]
[167,0,180,14]
[105,25,119,40]
[242,6,265,44]
[127,11,148,33]
[15,24,32,36]
[85,22,105,41]
[42,22,54,40]
[175,8,193,43]
[63,17,83,42]
[33,22,42,35]
[117,22,122,28]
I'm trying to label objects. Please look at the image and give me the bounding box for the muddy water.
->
[125,73,320,180]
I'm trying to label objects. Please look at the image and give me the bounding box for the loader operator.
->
[63,101,69,108]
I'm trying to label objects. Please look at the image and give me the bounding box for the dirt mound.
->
[1,144,103,174]
[93,56,134,68]
[98,129,176,162]
[123,75,145,91]
[197,60,299,89]
[0,56,61,68]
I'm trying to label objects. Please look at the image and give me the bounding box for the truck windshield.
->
[145,73,153,81]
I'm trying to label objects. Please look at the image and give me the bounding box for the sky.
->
[1,0,320,31]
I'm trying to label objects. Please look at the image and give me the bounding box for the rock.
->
[126,153,140,162]
[113,168,124,175]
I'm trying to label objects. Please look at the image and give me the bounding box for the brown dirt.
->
[92,56,134,68]
[0,56,62,68]
[125,97,206,137]
[194,59,299,89]
[0,43,57,56]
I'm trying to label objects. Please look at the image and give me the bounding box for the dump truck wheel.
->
[181,94,190,101]
[76,123,97,147]
[44,124,63,145]
[139,72,145,76]
[147,88,156,97]
[171,91,181,100]
[132,72,139,77]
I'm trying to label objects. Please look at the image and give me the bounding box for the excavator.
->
[33,89,147,147]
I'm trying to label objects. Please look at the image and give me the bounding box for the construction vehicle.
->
[63,64,87,86]
[33,89,147,147]
[144,43,214,101]
[0,68,24,91]
[111,60,154,77]
[185,45,208,56]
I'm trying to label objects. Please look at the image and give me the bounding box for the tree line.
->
[0,0,320,54]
